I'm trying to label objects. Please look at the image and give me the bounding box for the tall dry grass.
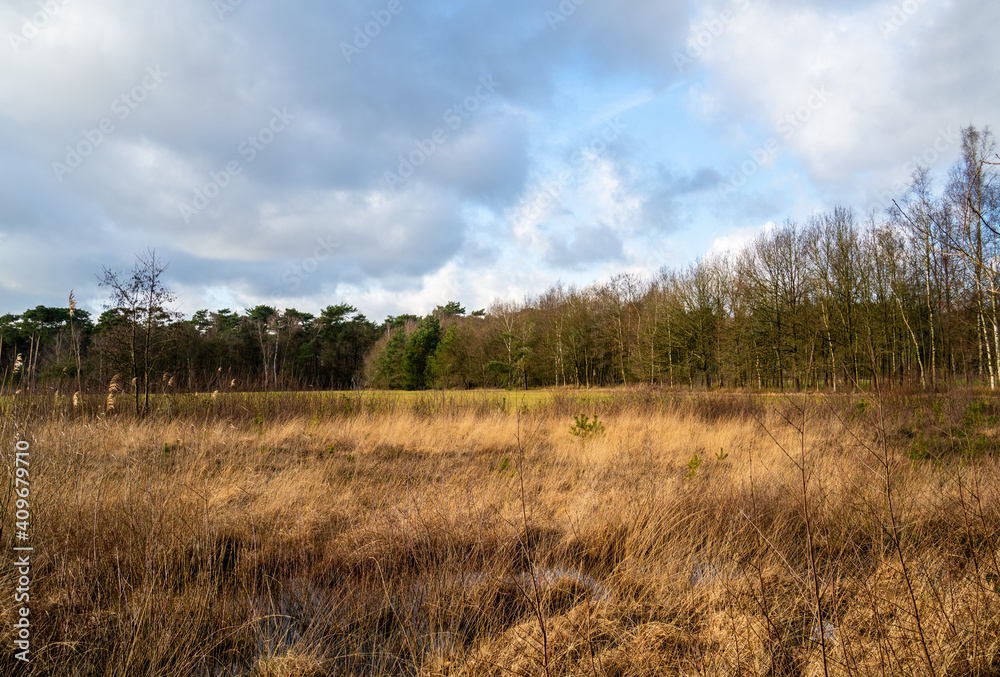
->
[0,389,999,675]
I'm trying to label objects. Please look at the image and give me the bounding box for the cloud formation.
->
[0,0,996,321]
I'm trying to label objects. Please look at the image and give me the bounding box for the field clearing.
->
[0,386,860,423]
[1,387,601,411]
[1,388,1000,675]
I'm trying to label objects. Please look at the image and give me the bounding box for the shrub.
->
[569,413,605,439]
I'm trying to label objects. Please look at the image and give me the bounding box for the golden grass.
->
[1,390,999,675]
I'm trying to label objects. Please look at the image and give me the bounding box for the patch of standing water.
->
[811,620,838,642]
[461,565,612,603]
[515,565,613,602]
[233,565,610,675]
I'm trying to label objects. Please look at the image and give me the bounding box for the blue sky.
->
[1,0,997,321]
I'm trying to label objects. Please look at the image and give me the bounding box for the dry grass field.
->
[1,388,999,676]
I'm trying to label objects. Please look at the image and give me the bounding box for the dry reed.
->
[0,389,997,675]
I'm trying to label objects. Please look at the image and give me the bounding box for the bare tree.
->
[99,249,178,415]
[900,126,1000,387]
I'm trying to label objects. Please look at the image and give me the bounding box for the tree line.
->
[2,125,997,397]
[1,276,385,405]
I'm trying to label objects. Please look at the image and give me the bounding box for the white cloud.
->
[697,0,999,193]
[706,221,775,258]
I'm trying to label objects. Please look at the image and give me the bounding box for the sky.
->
[1,0,997,322]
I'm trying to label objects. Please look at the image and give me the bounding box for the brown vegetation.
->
[1,388,999,675]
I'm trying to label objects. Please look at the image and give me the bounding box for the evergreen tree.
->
[402,315,442,390]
